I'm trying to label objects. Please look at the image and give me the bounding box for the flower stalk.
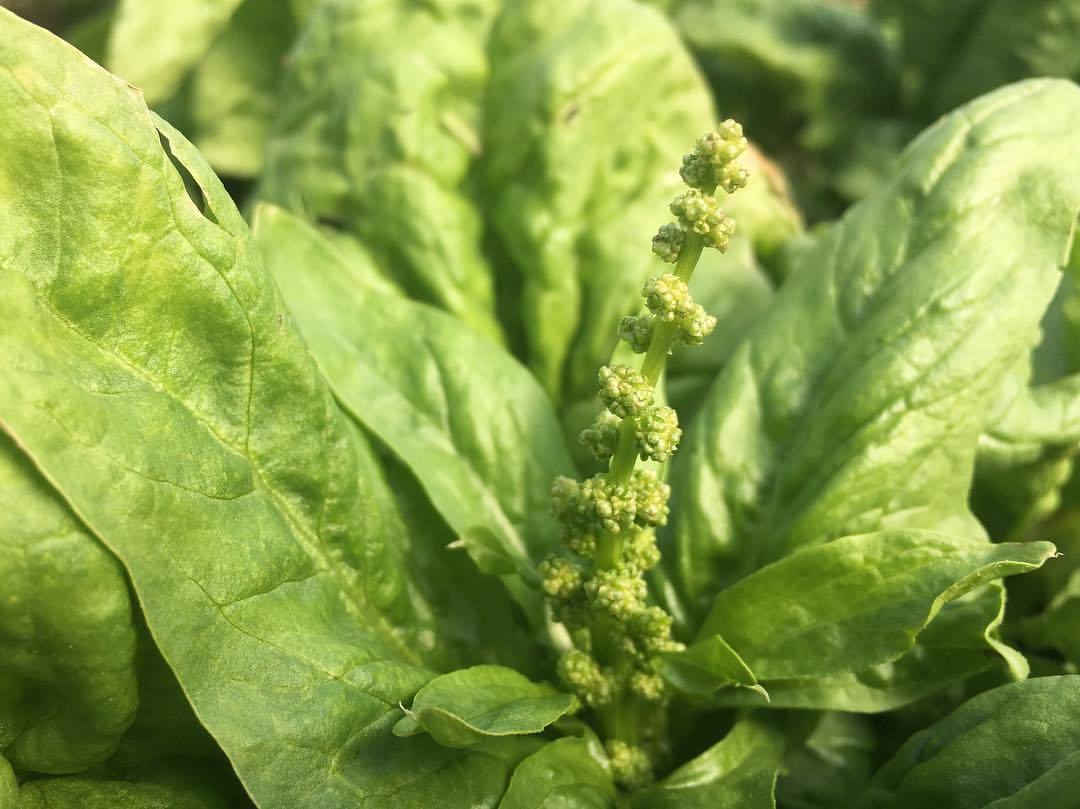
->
[541,121,749,791]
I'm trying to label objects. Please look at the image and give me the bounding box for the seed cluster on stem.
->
[540,121,749,791]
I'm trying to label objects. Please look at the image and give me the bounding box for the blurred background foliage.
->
[9,0,1080,684]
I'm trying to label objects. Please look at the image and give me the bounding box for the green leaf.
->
[258,0,503,343]
[498,731,614,809]
[668,79,1080,616]
[677,533,1054,692]
[168,0,301,177]
[14,762,233,809]
[395,666,576,749]
[969,355,1080,537]
[713,582,1023,712]
[482,0,713,401]
[877,0,1080,118]
[665,237,775,426]
[107,629,223,770]
[0,434,138,774]
[252,204,572,609]
[854,675,1080,808]
[1,755,16,808]
[0,15,521,807]
[379,458,543,678]
[632,717,784,809]
[654,636,767,701]
[775,713,875,809]
[1017,568,1080,666]
[981,374,1080,465]
[672,0,896,216]
[107,0,245,102]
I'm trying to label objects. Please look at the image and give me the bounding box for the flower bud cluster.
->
[669,189,736,252]
[642,273,718,348]
[651,120,747,265]
[558,649,612,708]
[592,365,683,463]
[679,119,749,193]
[579,410,621,462]
[551,470,670,537]
[544,123,747,791]
[650,222,685,264]
[617,314,654,354]
[606,740,653,791]
[598,365,652,418]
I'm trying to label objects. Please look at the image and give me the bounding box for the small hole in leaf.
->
[157,131,218,225]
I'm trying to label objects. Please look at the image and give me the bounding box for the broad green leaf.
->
[108,628,223,769]
[482,0,713,401]
[1017,568,1080,666]
[395,666,576,749]
[632,717,783,809]
[654,635,766,701]
[876,0,1080,118]
[252,205,573,610]
[14,762,233,809]
[668,79,1080,616]
[981,375,1080,465]
[672,0,897,218]
[854,675,1080,808]
[0,15,522,807]
[107,0,246,101]
[676,533,1054,690]
[0,434,138,774]
[712,582,1024,712]
[673,0,895,149]
[665,238,775,426]
[775,713,875,809]
[498,732,614,809]
[258,0,503,343]
[168,0,300,178]
[379,458,543,678]
[972,355,1080,537]
[0,755,15,808]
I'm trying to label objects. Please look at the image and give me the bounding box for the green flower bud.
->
[630,606,684,655]
[669,189,736,253]
[558,649,612,708]
[565,530,597,558]
[624,528,661,574]
[618,314,654,354]
[539,556,583,600]
[651,222,685,263]
[606,740,653,791]
[629,669,666,702]
[598,365,653,419]
[636,405,681,462]
[642,273,691,322]
[702,210,736,252]
[679,121,749,191]
[629,470,670,527]
[579,410,622,462]
[553,474,639,535]
[585,568,647,620]
[669,188,717,233]
[718,162,749,194]
[674,302,717,347]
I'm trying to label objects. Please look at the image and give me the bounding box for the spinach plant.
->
[3,3,1080,808]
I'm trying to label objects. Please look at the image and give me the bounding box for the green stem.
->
[591,230,708,748]
[641,232,704,384]
[608,417,639,483]
[612,230,706,472]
